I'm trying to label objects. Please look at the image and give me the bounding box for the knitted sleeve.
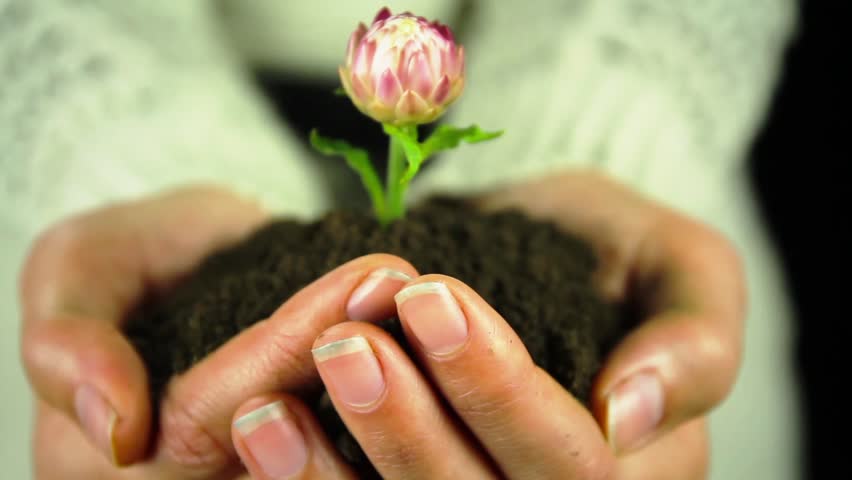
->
[0,0,331,240]
[410,0,797,212]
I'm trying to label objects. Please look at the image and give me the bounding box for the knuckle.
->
[697,327,741,398]
[34,216,92,260]
[698,322,740,367]
[19,320,78,390]
[701,225,746,284]
[677,322,741,406]
[359,417,448,478]
[659,216,748,323]
[158,390,230,471]
[19,322,50,373]
[20,219,87,297]
[365,430,428,473]
[261,328,315,384]
[688,223,747,311]
[457,379,525,418]
[451,361,534,427]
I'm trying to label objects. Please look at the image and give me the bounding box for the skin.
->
[20,171,744,479]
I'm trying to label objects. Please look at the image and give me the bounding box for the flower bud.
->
[340,8,465,125]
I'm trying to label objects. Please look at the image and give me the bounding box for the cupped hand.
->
[21,171,744,479]
[19,186,420,479]
[227,171,744,479]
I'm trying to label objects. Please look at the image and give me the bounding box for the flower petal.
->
[377,68,403,106]
[447,77,465,104]
[344,9,465,125]
[373,7,392,24]
[350,73,369,103]
[430,74,451,105]
[355,40,377,72]
[394,90,430,123]
[406,52,434,99]
[339,66,355,99]
[365,100,395,123]
[432,22,454,43]
[370,44,396,83]
[397,40,419,84]
[442,45,464,79]
[422,43,443,83]
[346,23,367,67]
[353,40,378,90]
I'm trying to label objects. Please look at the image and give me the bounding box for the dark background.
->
[749,1,847,478]
[259,1,847,477]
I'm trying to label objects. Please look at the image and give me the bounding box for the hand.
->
[19,186,419,479]
[225,171,744,479]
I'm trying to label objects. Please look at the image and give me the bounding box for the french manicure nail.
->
[312,336,386,410]
[606,371,665,454]
[73,384,118,464]
[395,282,468,356]
[347,268,412,321]
[234,400,308,479]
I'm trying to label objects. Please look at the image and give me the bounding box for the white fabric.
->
[0,1,800,478]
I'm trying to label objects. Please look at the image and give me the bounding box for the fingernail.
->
[73,384,118,464]
[312,336,386,410]
[395,282,468,356]
[234,401,308,479]
[605,371,665,454]
[347,268,412,321]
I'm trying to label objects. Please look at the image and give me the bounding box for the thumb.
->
[19,186,269,465]
[592,216,745,455]
[22,314,151,465]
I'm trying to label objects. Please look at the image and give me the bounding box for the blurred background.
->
[748,1,845,478]
[1,1,846,478]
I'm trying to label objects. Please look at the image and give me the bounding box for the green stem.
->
[384,125,416,223]
[359,163,387,223]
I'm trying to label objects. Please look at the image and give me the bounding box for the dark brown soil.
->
[125,198,630,477]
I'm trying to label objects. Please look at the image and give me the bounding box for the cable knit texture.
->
[0,0,332,240]
[0,1,799,479]
[0,0,796,232]
[411,0,796,210]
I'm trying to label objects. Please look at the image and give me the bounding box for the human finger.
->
[477,172,745,454]
[154,255,418,472]
[311,322,497,479]
[232,394,356,480]
[20,186,268,465]
[394,274,617,479]
[591,214,745,454]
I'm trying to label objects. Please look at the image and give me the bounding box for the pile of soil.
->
[125,198,629,476]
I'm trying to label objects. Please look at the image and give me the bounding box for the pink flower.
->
[340,7,465,125]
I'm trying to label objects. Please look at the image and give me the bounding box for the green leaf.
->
[332,86,347,97]
[309,129,369,169]
[420,125,503,158]
[309,129,385,218]
[382,124,424,185]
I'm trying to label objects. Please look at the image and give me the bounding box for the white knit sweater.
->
[0,1,799,479]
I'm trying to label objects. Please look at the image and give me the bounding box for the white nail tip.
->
[107,410,119,465]
[234,400,286,436]
[606,393,618,450]
[394,281,450,304]
[372,268,412,281]
[311,336,372,363]
[348,269,412,309]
